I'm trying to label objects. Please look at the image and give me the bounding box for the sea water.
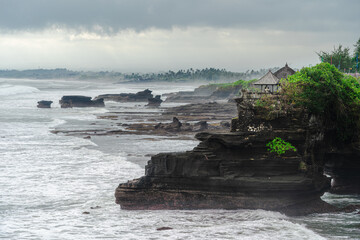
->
[0,78,359,240]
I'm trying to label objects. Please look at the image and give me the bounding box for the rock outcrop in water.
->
[59,96,104,108]
[147,95,163,107]
[164,84,243,103]
[324,148,360,194]
[37,100,53,108]
[115,90,344,216]
[95,89,153,102]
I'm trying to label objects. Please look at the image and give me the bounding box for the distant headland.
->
[0,67,281,82]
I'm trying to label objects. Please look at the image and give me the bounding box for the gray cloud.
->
[0,0,358,72]
[0,0,358,33]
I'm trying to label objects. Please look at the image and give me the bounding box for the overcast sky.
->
[0,0,358,72]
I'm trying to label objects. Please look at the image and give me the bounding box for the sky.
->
[0,0,359,72]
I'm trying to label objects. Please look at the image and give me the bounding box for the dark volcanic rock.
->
[37,100,53,108]
[115,90,341,215]
[59,96,104,108]
[193,121,208,131]
[95,89,153,102]
[164,102,237,117]
[155,117,182,132]
[153,118,211,133]
[324,150,360,194]
[147,95,163,107]
[115,131,333,215]
[156,227,173,231]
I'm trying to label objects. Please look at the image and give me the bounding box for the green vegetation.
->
[281,63,360,141]
[207,79,257,90]
[197,78,258,98]
[354,38,360,58]
[317,37,360,73]
[254,94,283,120]
[266,137,296,156]
[123,68,273,82]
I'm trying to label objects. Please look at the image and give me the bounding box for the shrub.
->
[266,137,296,156]
[281,63,360,141]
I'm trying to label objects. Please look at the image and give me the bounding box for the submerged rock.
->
[156,227,173,231]
[37,100,53,108]
[155,117,182,132]
[59,96,104,108]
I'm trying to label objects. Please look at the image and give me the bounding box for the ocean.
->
[0,78,359,240]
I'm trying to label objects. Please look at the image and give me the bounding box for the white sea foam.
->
[0,79,359,240]
[0,84,40,96]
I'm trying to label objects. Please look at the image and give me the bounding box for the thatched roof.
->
[274,63,296,80]
[253,70,279,85]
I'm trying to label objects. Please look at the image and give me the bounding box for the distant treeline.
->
[0,67,279,82]
[0,68,123,80]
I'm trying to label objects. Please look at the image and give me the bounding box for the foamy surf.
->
[0,84,40,96]
[0,78,358,240]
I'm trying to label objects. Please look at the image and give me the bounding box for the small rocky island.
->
[95,89,153,102]
[115,63,360,215]
[37,100,53,108]
[59,96,105,108]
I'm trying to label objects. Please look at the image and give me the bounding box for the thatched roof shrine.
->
[252,63,296,93]
[274,63,296,80]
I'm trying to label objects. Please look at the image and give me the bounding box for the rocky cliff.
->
[115,90,358,215]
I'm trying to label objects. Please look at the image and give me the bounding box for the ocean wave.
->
[0,84,40,96]
[48,118,67,128]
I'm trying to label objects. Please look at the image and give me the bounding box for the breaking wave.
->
[0,84,40,96]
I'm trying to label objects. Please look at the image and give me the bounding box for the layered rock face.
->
[95,89,153,102]
[116,90,338,215]
[59,96,104,108]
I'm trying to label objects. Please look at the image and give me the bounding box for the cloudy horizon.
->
[0,0,358,72]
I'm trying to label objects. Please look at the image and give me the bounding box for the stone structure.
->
[59,96,104,108]
[253,70,280,93]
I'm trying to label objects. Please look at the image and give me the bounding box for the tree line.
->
[123,68,277,82]
[317,37,360,73]
[0,67,278,82]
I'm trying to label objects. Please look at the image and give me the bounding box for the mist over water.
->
[0,78,359,240]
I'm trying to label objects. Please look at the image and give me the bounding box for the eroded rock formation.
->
[95,89,153,102]
[59,96,104,108]
[147,95,163,107]
[115,90,349,215]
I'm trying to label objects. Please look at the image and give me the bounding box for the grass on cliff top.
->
[206,79,258,90]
